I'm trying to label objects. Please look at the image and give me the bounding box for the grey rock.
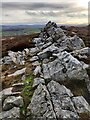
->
[47,27,65,40]
[33,66,42,76]
[3,96,23,111]
[47,80,73,97]
[30,47,40,56]
[69,35,85,50]
[8,51,17,64]
[72,96,90,113]
[57,35,85,52]
[46,37,53,42]
[23,48,30,55]
[12,82,24,87]
[8,68,26,77]
[3,56,12,65]
[8,51,25,65]
[71,47,90,60]
[0,87,21,104]
[30,56,39,62]
[0,58,3,65]
[37,44,59,60]
[43,51,89,81]
[40,42,52,50]
[44,21,57,30]
[32,61,41,66]
[33,77,45,87]
[29,81,79,119]
[28,83,57,119]
[0,107,20,120]
[35,42,45,48]
[33,37,42,44]
[47,81,77,119]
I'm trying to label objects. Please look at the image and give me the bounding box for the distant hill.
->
[1,24,44,37]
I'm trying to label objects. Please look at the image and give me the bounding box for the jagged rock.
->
[69,35,85,50]
[8,51,25,65]
[29,81,80,119]
[0,88,21,106]
[8,51,17,64]
[33,38,42,44]
[28,83,57,119]
[43,51,89,81]
[32,61,41,66]
[47,80,73,97]
[30,47,40,56]
[47,27,65,40]
[0,88,20,98]
[47,81,77,119]
[30,56,39,62]
[40,42,52,50]
[33,77,45,87]
[44,21,57,30]
[33,66,42,76]
[3,56,12,65]
[71,47,90,64]
[3,96,23,111]
[23,48,30,55]
[37,44,59,60]
[72,96,90,113]
[0,107,20,120]
[33,38,45,48]
[8,68,26,77]
[57,35,85,52]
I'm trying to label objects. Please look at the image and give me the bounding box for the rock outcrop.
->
[28,80,90,119]
[1,21,90,119]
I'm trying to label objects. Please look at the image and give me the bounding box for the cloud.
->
[3,2,87,10]
[2,2,88,24]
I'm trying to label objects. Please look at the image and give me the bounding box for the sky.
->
[1,0,90,25]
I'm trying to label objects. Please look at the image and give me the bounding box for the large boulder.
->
[28,83,57,119]
[29,80,90,119]
[42,51,89,81]
[47,81,78,119]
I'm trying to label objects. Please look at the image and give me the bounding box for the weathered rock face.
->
[42,51,89,81]
[28,83,57,119]
[28,80,90,119]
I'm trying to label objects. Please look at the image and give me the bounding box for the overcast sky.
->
[1,0,89,25]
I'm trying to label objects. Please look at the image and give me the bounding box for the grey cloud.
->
[2,2,87,11]
[26,10,61,16]
[2,2,71,10]
[2,2,88,24]
[3,2,87,18]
